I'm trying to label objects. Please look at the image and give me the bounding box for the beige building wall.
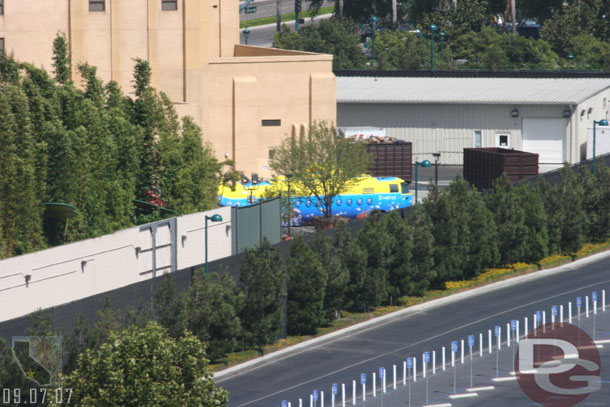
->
[0,0,336,177]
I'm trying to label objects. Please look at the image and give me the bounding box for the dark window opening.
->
[262,119,281,127]
[499,135,509,147]
[0,0,4,16]
[401,183,409,194]
[89,0,105,12]
[162,0,178,11]
[0,38,4,57]
[389,184,399,193]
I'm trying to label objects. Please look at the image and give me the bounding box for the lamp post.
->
[439,30,446,58]
[371,16,378,60]
[286,173,293,238]
[243,27,250,45]
[205,214,223,277]
[429,24,438,71]
[593,119,609,173]
[415,160,432,205]
[432,153,441,185]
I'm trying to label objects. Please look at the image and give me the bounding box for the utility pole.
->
[276,0,281,32]
[338,0,343,21]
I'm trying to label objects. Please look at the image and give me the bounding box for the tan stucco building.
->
[0,0,336,177]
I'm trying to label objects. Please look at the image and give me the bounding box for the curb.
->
[214,248,610,380]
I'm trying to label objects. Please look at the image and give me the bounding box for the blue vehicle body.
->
[218,176,414,225]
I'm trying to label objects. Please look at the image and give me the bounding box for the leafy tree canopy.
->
[269,121,371,218]
[62,322,228,407]
[273,18,367,69]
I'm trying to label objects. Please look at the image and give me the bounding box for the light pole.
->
[371,16,378,60]
[430,24,438,71]
[286,173,293,238]
[593,119,609,173]
[439,30,446,58]
[243,27,250,45]
[415,160,432,205]
[432,153,441,185]
[205,214,223,277]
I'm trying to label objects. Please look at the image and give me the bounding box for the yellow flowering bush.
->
[571,241,610,259]
[538,254,571,269]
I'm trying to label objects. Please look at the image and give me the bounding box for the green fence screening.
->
[232,197,281,254]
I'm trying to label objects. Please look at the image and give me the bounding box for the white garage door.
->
[522,118,566,164]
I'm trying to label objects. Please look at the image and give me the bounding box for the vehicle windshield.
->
[401,182,409,194]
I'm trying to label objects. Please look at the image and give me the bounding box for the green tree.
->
[334,221,369,312]
[582,163,610,242]
[270,121,371,218]
[0,84,46,256]
[286,236,327,335]
[425,178,499,285]
[61,322,228,407]
[536,167,587,254]
[517,181,549,263]
[273,19,367,69]
[564,34,610,72]
[354,211,393,308]
[375,31,428,70]
[486,174,530,265]
[181,272,243,362]
[239,239,286,348]
[404,205,436,295]
[52,32,71,84]
[311,232,349,323]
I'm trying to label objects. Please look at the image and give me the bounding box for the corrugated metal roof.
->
[336,76,610,105]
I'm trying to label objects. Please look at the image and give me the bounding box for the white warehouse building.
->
[337,76,610,165]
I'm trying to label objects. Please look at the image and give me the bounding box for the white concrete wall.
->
[0,207,231,323]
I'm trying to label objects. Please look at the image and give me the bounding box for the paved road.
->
[241,14,332,47]
[216,252,610,407]
[240,0,334,21]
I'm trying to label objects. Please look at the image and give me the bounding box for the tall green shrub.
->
[239,239,285,348]
[286,236,327,335]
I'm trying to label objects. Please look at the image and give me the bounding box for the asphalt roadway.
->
[215,251,610,407]
[240,0,335,22]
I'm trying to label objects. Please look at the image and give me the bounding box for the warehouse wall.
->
[337,103,569,165]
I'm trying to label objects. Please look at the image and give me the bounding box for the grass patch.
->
[240,6,334,29]
[212,240,610,373]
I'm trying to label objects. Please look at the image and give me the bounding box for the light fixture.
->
[204,214,224,277]
[563,109,571,118]
[511,108,519,118]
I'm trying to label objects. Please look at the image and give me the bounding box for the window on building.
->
[262,119,281,127]
[89,0,105,12]
[0,38,4,57]
[162,0,178,10]
[474,130,482,148]
[0,0,4,16]
[497,134,510,148]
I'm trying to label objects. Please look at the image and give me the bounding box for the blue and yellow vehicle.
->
[218,175,413,225]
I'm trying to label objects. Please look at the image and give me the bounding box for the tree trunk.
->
[503,0,510,32]
[276,0,281,32]
[338,0,343,21]
[392,0,397,28]
[511,0,517,34]
[453,0,457,9]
